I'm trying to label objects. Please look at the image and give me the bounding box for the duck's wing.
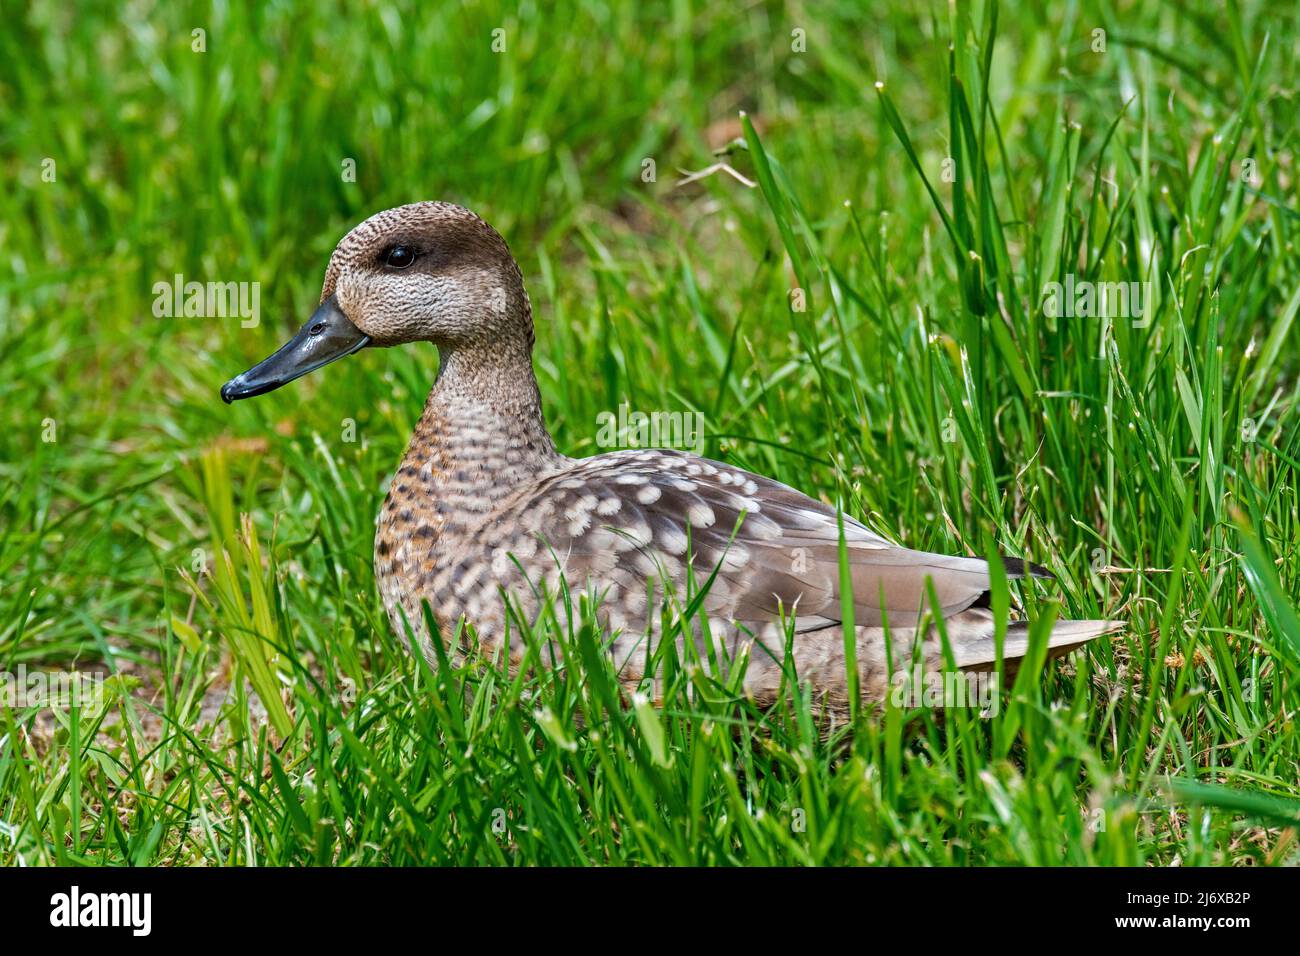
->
[509,449,1043,632]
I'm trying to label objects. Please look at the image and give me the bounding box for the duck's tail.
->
[953,617,1123,673]
[788,612,1122,715]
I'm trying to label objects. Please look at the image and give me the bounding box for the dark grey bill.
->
[221,294,369,403]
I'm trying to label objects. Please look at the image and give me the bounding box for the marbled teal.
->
[222,202,1119,717]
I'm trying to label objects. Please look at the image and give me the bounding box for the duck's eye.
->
[382,245,417,269]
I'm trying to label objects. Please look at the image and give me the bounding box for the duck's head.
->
[221,201,530,403]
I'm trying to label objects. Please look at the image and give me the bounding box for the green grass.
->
[2,0,1299,865]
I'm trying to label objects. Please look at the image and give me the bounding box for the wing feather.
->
[503,449,1022,632]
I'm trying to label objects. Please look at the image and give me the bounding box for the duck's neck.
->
[384,342,564,543]
[427,343,560,473]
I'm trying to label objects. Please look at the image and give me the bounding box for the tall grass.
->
[1,0,1297,865]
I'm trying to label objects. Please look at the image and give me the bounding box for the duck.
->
[222,201,1119,718]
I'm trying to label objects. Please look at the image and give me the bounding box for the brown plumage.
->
[223,201,1121,718]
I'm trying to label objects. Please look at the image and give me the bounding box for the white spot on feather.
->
[658,523,689,555]
[746,514,782,540]
[687,502,716,527]
[719,544,751,572]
